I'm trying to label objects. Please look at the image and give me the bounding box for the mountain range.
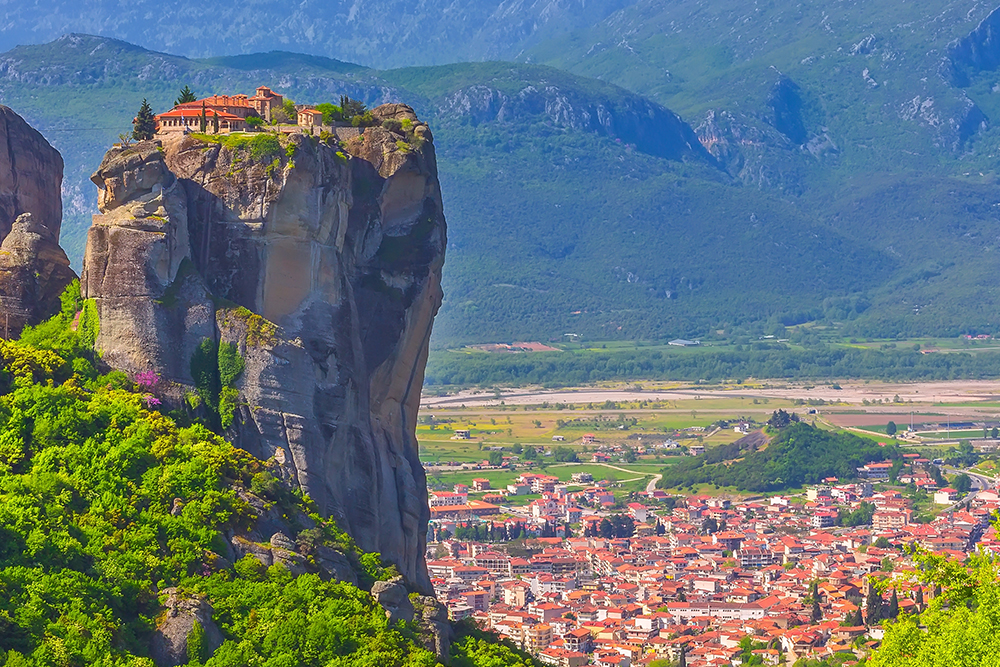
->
[4,0,1000,344]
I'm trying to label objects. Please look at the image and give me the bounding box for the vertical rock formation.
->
[0,106,76,337]
[0,106,64,242]
[81,107,446,591]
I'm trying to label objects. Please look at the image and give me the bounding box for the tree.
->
[246,112,264,129]
[488,451,503,467]
[992,427,998,439]
[870,552,1000,666]
[953,473,972,494]
[811,594,822,622]
[175,85,196,105]
[315,102,342,124]
[340,94,367,119]
[599,518,613,539]
[767,409,798,429]
[874,536,891,549]
[865,581,883,625]
[887,589,899,619]
[886,420,897,436]
[199,102,207,133]
[132,99,156,140]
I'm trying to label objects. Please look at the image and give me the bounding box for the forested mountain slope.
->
[0,284,537,667]
[5,28,1000,344]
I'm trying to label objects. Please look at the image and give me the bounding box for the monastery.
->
[154,86,325,135]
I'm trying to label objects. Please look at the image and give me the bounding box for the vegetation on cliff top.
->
[0,286,537,667]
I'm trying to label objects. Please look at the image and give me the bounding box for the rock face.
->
[0,212,76,336]
[0,106,63,242]
[371,577,415,625]
[0,107,76,336]
[81,106,446,592]
[150,588,224,667]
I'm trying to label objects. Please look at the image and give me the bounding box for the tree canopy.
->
[175,85,197,105]
[658,422,899,492]
[871,550,1000,666]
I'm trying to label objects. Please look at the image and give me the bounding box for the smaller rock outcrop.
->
[150,588,224,667]
[370,575,451,663]
[0,212,76,336]
[371,576,415,625]
[412,594,454,664]
[0,106,77,337]
[226,488,359,585]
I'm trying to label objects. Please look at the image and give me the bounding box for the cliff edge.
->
[81,107,445,591]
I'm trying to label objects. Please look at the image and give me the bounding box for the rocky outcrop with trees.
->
[81,105,446,592]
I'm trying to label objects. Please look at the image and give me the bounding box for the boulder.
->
[150,588,224,667]
[0,213,76,337]
[413,594,453,664]
[371,576,415,625]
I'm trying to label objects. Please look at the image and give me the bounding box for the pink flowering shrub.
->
[135,370,160,389]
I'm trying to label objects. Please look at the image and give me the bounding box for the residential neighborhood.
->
[426,466,997,666]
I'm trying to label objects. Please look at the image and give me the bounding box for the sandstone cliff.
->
[0,106,75,337]
[81,107,445,591]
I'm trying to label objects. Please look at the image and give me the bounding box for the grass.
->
[189,132,284,161]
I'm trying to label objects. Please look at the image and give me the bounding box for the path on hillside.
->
[548,461,659,478]
[646,473,662,494]
[545,461,662,491]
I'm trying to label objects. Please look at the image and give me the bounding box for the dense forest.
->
[0,283,536,667]
[425,345,1000,387]
[657,420,900,492]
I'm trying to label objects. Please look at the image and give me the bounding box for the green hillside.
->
[0,283,536,666]
[657,419,900,492]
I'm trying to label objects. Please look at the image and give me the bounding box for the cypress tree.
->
[888,589,899,619]
[200,102,207,133]
[811,595,822,622]
[132,99,156,141]
[915,587,924,607]
[865,585,883,624]
[212,109,219,134]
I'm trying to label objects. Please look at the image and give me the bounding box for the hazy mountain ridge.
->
[0,0,624,68]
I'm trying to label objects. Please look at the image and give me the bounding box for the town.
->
[422,434,996,667]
